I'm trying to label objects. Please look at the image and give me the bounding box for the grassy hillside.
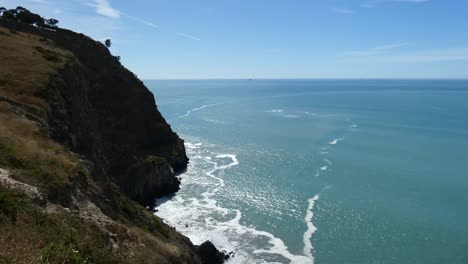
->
[0,13,222,264]
[0,26,80,203]
[0,27,72,109]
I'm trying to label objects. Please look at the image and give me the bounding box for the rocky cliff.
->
[0,14,224,264]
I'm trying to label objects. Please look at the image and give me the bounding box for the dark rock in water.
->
[197,241,227,264]
[226,251,235,260]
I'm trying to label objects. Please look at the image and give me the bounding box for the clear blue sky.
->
[2,0,468,79]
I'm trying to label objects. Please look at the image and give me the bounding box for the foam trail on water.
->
[179,103,225,118]
[320,166,328,171]
[185,142,202,149]
[329,137,344,145]
[156,142,317,264]
[303,195,320,259]
[266,109,284,113]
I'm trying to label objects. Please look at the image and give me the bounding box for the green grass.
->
[0,186,122,263]
[0,24,81,204]
[0,111,80,198]
[113,190,170,239]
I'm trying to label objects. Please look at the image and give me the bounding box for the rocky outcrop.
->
[0,18,189,207]
[197,241,229,264]
[124,156,180,205]
[46,31,188,207]
[0,16,226,264]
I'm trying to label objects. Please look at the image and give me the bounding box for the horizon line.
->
[142,77,468,81]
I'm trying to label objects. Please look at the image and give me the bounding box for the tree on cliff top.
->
[0,6,59,28]
[46,18,59,27]
[104,38,112,48]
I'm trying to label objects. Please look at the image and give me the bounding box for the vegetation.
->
[113,190,170,239]
[0,25,79,198]
[0,26,72,109]
[0,6,59,28]
[0,186,122,263]
[0,185,193,263]
[105,38,112,48]
[0,9,206,264]
[0,109,80,198]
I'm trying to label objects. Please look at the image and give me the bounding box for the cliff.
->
[0,15,223,264]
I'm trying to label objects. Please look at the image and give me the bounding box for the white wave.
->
[329,137,344,145]
[350,124,358,128]
[303,111,318,116]
[179,103,223,118]
[266,109,301,119]
[185,142,203,149]
[324,159,332,165]
[303,195,320,260]
[156,142,316,264]
[266,109,284,113]
[320,166,328,171]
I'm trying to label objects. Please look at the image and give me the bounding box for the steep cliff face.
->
[1,18,188,206]
[44,29,189,206]
[0,17,224,263]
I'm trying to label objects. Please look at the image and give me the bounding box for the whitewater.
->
[149,79,468,264]
[156,142,321,263]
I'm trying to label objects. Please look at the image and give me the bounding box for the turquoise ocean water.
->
[148,80,468,264]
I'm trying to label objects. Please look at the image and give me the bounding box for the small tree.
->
[13,6,44,25]
[104,38,112,48]
[0,7,6,16]
[46,18,59,27]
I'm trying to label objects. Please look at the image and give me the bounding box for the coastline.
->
[155,140,320,264]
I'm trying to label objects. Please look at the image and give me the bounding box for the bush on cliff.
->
[0,6,59,28]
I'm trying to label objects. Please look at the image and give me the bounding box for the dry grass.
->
[0,26,78,192]
[0,25,196,264]
[0,111,78,192]
[0,26,72,110]
[0,187,121,263]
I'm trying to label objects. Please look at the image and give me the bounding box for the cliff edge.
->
[0,8,223,264]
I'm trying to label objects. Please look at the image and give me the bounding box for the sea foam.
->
[266,109,284,113]
[156,142,318,264]
[329,137,344,145]
[179,102,228,118]
[303,195,320,260]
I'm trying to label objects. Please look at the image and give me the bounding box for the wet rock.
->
[197,241,227,264]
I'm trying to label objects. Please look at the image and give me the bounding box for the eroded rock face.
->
[41,30,189,206]
[124,156,180,206]
[0,21,189,195]
[0,18,225,264]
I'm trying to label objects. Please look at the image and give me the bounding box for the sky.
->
[1,0,468,79]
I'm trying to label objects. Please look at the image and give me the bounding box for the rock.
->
[197,241,227,264]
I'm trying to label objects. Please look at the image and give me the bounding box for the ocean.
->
[147,79,468,264]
